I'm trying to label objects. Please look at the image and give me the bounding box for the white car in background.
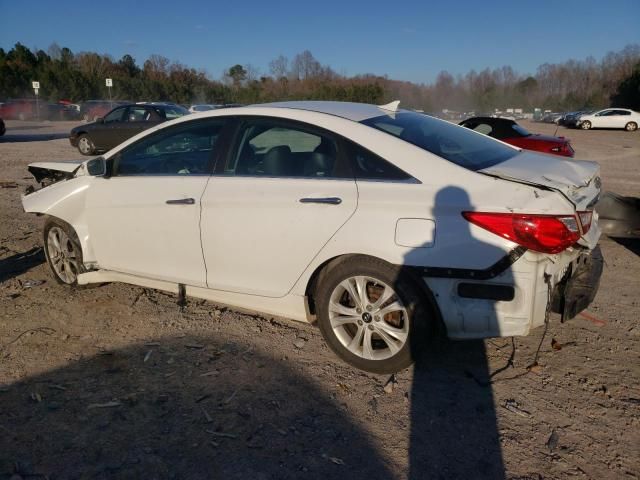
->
[576,108,640,131]
[22,101,603,373]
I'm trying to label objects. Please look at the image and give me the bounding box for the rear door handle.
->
[299,197,342,205]
[166,198,195,205]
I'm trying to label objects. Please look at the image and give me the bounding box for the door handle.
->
[166,198,195,205]
[299,197,342,205]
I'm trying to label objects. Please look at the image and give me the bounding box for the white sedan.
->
[576,108,640,131]
[22,101,603,373]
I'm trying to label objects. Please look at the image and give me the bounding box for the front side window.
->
[104,107,125,123]
[225,119,341,178]
[363,112,518,171]
[115,119,226,175]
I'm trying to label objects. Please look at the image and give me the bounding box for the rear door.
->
[200,116,358,297]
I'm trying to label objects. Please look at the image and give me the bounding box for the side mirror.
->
[86,157,111,177]
[95,117,104,123]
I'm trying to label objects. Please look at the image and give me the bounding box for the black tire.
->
[580,120,592,130]
[77,133,95,155]
[625,122,638,132]
[315,255,435,374]
[43,218,85,286]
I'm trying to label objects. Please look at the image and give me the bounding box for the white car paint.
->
[22,101,602,343]
[576,108,640,130]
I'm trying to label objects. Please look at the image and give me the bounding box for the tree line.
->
[1,42,638,111]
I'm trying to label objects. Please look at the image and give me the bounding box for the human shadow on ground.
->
[0,334,393,479]
[404,186,507,479]
[0,247,45,283]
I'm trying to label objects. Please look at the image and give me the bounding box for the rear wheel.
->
[43,219,84,286]
[315,256,433,373]
[580,121,592,130]
[625,122,638,132]
[77,134,95,155]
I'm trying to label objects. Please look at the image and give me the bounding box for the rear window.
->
[362,112,518,171]
[158,105,189,119]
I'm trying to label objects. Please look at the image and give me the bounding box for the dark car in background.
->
[0,117,5,136]
[70,103,189,155]
[460,116,575,157]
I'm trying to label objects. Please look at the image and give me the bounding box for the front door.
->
[86,118,229,286]
[200,117,358,297]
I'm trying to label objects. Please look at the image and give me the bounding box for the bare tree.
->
[269,55,288,79]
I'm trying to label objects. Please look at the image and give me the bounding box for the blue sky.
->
[1,0,639,83]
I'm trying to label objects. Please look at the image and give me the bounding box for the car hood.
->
[480,151,601,210]
[29,159,84,174]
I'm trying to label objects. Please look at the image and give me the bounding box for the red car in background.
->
[459,117,575,157]
[0,99,38,120]
[0,99,80,121]
[80,100,127,121]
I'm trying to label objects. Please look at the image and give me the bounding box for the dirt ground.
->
[0,119,638,480]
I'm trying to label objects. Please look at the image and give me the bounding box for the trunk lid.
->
[480,151,601,211]
[480,151,602,249]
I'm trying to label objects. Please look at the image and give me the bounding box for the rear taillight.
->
[550,142,574,157]
[577,211,592,234]
[462,212,581,254]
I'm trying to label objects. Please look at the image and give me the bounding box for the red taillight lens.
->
[550,142,574,157]
[577,211,592,234]
[462,212,581,254]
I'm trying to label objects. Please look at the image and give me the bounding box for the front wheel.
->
[77,134,95,155]
[581,121,592,130]
[625,122,638,132]
[43,219,84,285]
[315,256,433,374]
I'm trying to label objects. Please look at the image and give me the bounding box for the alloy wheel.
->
[47,226,80,284]
[328,276,409,361]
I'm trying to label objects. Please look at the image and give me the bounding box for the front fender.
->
[22,177,96,262]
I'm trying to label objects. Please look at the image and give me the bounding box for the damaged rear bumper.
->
[551,246,603,321]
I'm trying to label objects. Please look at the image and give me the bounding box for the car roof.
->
[252,101,400,122]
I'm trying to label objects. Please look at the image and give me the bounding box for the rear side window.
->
[362,112,518,171]
[224,119,346,178]
[347,142,412,181]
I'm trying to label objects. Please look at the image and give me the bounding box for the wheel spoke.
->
[340,278,361,309]
[330,315,361,328]
[50,230,61,251]
[378,301,404,318]
[376,320,408,344]
[362,328,375,360]
[375,326,402,355]
[329,300,357,317]
[354,276,369,308]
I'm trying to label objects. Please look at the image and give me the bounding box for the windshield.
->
[162,105,189,119]
[361,112,518,171]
